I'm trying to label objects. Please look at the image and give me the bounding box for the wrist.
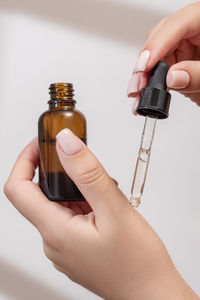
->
[113,266,198,300]
[132,268,199,300]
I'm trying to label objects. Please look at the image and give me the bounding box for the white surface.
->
[0,0,199,299]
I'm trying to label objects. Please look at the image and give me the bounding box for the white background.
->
[0,0,199,299]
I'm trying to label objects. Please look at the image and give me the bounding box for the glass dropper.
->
[129,61,171,208]
[130,116,157,208]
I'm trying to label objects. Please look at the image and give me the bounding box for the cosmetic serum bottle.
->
[38,83,87,201]
[130,61,171,208]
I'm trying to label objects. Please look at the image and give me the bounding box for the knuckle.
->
[43,240,61,263]
[78,161,105,186]
[42,231,63,252]
[53,263,63,272]
[3,180,14,199]
[3,181,9,197]
[4,179,22,202]
[43,246,53,261]
[43,247,55,263]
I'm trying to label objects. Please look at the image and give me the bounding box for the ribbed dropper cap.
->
[136,61,171,119]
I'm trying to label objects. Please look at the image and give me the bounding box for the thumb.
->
[166,61,200,92]
[56,129,128,218]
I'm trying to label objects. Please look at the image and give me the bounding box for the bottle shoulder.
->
[39,109,86,121]
[38,108,87,139]
[73,109,86,122]
[38,109,49,122]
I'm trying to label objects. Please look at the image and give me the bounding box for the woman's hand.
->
[127,1,200,114]
[4,130,198,300]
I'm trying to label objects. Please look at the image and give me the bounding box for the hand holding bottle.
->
[4,130,198,300]
[127,1,200,113]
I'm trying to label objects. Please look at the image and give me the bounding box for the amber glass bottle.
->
[38,83,87,201]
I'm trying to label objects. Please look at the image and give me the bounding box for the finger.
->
[127,71,150,98]
[132,97,139,116]
[56,129,128,223]
[8,137,39,181]
[127,73,140,98]
[166,60,200,93]
[175,40,196,62]
[4,139,74,233]
[143,17,168,49]
[135,3,200,73]
[127,18,167,98]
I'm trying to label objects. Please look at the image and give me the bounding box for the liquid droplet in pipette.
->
[130,117,156,208]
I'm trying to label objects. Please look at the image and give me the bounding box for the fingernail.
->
[132,97,140,115]
[56,129,83,156]
[167,70,190,89]
[135,50,150,72]
[127,73,140,96]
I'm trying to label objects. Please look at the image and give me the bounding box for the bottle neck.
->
[48,83,76,111]
[49,101,75,111]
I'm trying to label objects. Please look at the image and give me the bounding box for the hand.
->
[4,130,198,300]
[127,2,200,114]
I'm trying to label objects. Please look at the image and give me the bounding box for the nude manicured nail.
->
[127,73,140,96]
[167,70,190,89]
[135,50,150,72]
[132,98,140,115]
[56,129,83,156]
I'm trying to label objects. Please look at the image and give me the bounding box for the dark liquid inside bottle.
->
[38,83,87,201]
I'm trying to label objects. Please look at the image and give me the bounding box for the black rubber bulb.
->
[148,61,169,90]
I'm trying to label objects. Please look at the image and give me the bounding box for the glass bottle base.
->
[39,171,85,202]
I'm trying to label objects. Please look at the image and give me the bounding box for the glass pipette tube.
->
[130,116,157,208]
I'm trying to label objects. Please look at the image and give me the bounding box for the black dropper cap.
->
[136,61,171,119]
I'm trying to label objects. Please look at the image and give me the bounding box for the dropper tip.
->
[130,196,141,208]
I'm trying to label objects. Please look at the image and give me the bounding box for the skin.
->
[4,137,199,300]
[130,1,200,108]
[4,2,200,299]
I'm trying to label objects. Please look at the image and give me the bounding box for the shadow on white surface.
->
[0,0,165,46]
[0,258,73,300]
